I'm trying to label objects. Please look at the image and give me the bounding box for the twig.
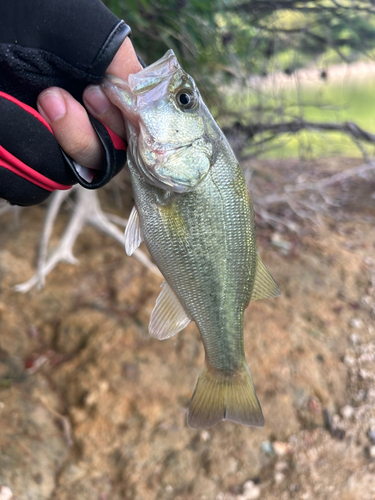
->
[224,119,375,166]
[287,162,375,191]
[223,119,375,151]
[253,161,375,230]
[256,207,299,232]
[37,190,71,289]
[15,187,161,293]
[103,213,128,227]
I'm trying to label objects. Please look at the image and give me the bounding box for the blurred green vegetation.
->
[103,0,375,158]
[227,77,375,158]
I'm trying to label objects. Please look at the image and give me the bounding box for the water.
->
[227,63,375,159]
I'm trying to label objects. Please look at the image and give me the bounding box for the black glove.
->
[0,0,130,206]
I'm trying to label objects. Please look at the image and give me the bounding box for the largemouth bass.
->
[102,50,280,429]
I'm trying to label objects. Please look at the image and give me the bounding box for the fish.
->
[102,50,280,429]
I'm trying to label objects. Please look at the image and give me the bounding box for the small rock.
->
[261,440,274,455]
[349,334,359,345]
[344,355,355,367]
[368,428,375,444]
[240,481,260,500]
[98,380,109,393]
[165,485,173,493]
[85,391,98,406]
[361,295,372,305]
[64,464,86,483]
[350,318,363,328]
[367,388,375,402]
[273,441,289,456]
[274,472,285,485]
[341,405,355,419]
[200,430,210,442]
[0,486,13,500]
[271,233,292,255]
[359,368,374,380]
[70,407,87,425]
[369,446,375,459]
[332,413,341,426]
[357,389,367,401]
[227,457,238,474]
[275,461,288,472]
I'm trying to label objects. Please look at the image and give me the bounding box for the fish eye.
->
[176,89,197,110]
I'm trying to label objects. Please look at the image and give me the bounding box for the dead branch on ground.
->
[251,161,375,231]
[15,186,161,293]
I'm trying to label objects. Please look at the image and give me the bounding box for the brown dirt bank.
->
[0,157,375,500]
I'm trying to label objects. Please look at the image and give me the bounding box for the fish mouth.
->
[151,143,191,156]
[139,123,193,156]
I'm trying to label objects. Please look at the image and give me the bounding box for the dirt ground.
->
[0,157,375,500]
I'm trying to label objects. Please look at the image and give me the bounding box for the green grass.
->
[226,74,375,159]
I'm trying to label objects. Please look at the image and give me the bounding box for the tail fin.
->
[187,363,264,429]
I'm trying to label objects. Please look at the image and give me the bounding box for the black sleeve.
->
[0,0,130,206]
[0,0,131,105]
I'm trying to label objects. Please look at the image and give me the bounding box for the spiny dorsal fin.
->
[250,253,281,302]
[125,205,143,256]
[149,281,191,340]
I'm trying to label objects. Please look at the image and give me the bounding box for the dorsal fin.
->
[149,281,191,340]
[250,253,281,302]
[124,205,144,256]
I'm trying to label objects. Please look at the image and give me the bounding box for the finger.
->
[83,37,143,138]
[37,87,104,170]
[83,85,126,138]
[106,36,143,80]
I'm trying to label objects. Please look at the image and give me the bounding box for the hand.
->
[37,37,142,171]
[0,0,136,206]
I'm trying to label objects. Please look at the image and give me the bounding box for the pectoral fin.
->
[124,206,144,256]
[149,281,191,340]
[250,253,281,302]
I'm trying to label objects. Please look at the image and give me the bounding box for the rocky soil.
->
[0,158,375,500]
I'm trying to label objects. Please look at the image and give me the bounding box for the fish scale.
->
[102,49,280,428]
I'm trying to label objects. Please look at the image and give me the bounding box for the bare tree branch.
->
[15,187,161,293]
[223,119,375,158]
[251,161,375,231]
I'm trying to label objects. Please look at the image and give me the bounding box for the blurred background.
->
[1,1,375,499]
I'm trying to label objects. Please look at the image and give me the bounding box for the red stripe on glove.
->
[0,145,72,191]
[103,124,127,151]
[0,91,53,134]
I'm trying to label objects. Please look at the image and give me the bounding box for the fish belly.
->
[129,154,264,429]
[130,154,257,372]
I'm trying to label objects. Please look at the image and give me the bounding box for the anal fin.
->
[250,253,281,302]
[125,205,144,256]
[149,281,191,340]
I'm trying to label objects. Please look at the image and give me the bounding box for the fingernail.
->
[38,89,66,122]
[84,85,111,115]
